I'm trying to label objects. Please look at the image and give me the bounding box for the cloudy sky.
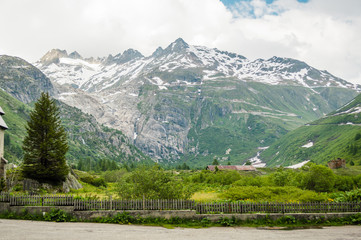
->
[1,0,360,84]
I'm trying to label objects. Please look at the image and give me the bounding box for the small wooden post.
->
[143,194,145,211]
[109,195,112,210]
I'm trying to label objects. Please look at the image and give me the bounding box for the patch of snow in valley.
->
[225,148,232,155]
[338,122,361,126]
[332,106,361,116]
[302,142,314,148]
[158,86,168,90]
[248,146,269,168]
[152,77,164,85]
[286,160,310,169]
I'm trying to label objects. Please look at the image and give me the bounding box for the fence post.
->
[143,194,145,211]
[110,195,112,210]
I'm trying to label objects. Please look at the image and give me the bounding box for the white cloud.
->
[0,0,360,84]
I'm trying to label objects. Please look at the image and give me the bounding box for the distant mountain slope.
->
[0,55,54,103]
[0,89,150,165]
[34,38,360,166]
[261,93,361,167]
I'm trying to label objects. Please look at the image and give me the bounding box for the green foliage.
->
[22,92,69,183]
[176,163,191,170]
[77,171,107,187]
[217,216,237,226]
[334,175,355,192]
[233,175,269,187]
[44,208,73,222]
[212,159,219,165]
[96,212,136,224]
[355,133,361,141]
[188,170,241,185]
[116,165,190,199]
[330,189,361,202]
[277,215,296,224]
[262,93,361,167]
[101,169,128,182]
[76,158,119,172]
[221,186,328,202]
[300,163,335,192]
[0,177,5,191]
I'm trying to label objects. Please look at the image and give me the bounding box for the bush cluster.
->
[116,165,190,199]
[79,175,107,187]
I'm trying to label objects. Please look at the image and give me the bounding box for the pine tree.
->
[22,92,69,183]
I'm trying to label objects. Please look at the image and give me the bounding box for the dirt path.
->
[1,219,360,240]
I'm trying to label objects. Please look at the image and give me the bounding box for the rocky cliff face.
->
[0,55,54,103]
[35,39,360,166]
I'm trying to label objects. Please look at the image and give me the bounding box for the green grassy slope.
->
[261,93,361,167]
[138,71,357,168]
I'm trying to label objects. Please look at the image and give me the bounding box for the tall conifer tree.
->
[22,92,69,183]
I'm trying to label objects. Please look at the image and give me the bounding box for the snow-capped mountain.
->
[35,38,360,165]
[37,38,358,93]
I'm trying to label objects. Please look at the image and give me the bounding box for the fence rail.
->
[74,199,195,211]
[7,195,74,206]
[0,192,10,202]
[195,202,361,214]
[1,193,361,214]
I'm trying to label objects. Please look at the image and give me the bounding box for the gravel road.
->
[1,219,360,240]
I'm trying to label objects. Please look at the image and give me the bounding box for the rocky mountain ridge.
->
[0,56,150,165]
[34,38,360,166]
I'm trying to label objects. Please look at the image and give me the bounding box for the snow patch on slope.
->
[302,142,314,148]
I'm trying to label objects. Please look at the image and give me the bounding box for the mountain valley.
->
[1,38,360,167]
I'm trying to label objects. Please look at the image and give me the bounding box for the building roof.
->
[0,107,4,116]
[207,165,256,171]
[0,115,8,130]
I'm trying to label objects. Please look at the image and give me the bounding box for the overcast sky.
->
[0,0,360,84]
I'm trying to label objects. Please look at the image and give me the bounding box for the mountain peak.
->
[69,51,82,59]
[40,49,68,65]
[151,47,164,58]
[106,48,144,65]
[165,38,189,53]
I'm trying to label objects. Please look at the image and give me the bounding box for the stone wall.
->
[0,205,359,222]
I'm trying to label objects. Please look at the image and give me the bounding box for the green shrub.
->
[277,215,296,224]
[189,170,241,185]
[80,175,107,187]
[330,189,361,202]
[300,163,335,192]
[116,165,190,199]
[334,175,355,192]
[44,208,73,222]
[221,186,328,202]
[233,175,269,187]
[102,169,127,182]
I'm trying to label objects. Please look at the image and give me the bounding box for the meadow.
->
[5,162,360,204]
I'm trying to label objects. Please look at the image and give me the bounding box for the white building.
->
[0,106,8,180]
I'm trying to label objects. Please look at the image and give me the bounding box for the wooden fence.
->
[74,199,195,211]
[8,195,74,206]
[1,193,361,214]
[195,202,361,214]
